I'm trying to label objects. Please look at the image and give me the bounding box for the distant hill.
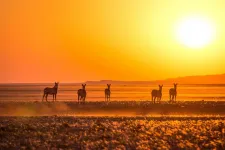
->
[85,74,225,84]
[159,74,225,84]
[85,80,154,85]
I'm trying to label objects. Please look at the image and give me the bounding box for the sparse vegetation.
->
[0,116,224,149]
[1,101,225,149]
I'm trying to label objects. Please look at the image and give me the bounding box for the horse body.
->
[169,83,178,102]
[151,85,163,103]
[78,84,86,103]
[42,82,59,102]
[105,84,111,101]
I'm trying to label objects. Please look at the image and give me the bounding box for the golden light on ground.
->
[176,16,215,49]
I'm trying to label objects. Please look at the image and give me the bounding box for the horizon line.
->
[0,73,224,84]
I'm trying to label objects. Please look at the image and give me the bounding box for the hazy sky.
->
[1,0,225,83]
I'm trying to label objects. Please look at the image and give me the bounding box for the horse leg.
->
[46,94,48,102]
[42,94,45,102]
[53,94,54,101]
[55,94,57,101]
[82,97,85,104]
[174,94,176,102]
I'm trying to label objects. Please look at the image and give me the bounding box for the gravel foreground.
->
[0,116,225,149]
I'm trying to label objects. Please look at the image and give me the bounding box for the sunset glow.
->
[0,0,225,83]
[176,16,215,48]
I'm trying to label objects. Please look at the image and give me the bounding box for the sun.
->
[176,16,215,49]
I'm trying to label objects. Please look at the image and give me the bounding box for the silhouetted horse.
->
[77,84,86,104]
[42,82,59,102]
[169,83,178,102]
[105,84,111,101]
[151,85,163,103]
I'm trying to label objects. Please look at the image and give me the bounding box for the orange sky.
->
[1,0,225,83]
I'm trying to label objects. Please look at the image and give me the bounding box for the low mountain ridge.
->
[85,74,225,84]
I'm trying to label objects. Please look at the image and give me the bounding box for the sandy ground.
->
[0,101,225,149]
[0,100,225,116]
